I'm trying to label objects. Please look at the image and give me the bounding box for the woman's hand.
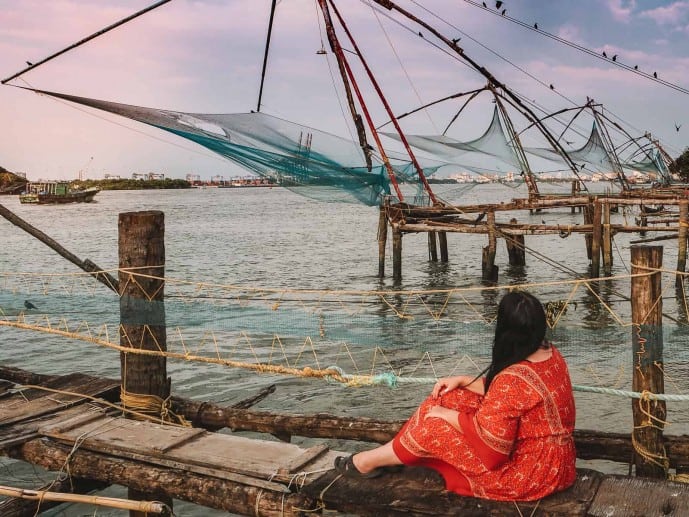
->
[432,376,467,398]
[432,375,485,398]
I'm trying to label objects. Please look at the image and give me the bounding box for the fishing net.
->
[27,88,445,206]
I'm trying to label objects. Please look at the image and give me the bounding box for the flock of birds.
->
[478,1,681,133]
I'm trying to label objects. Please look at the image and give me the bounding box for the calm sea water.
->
[1,183,688,515]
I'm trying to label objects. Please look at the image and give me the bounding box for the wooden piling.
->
[377,204,387,278]
[505,217,526,266]
[584,202,594,260]
[392,226,402,281]
[118,210,171,515]
[482,211,498,282]
[571,180,581,213]
[602,202,613,275]
[428,232,438,262]
[676,200,688,288]
[438,231,449,263]
[590,201,602,277]
[630,245,667,479]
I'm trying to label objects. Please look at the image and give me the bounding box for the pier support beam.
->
[676,200,688,288]
[118,210,171,515]
[505,218,526,266]
[377,204,387,278]
[482,211,498,282]
[630,245,666,479]
[602,202,613,275]
[392,226,402,281]
[438,231,448,263]
[591,201,602,278]
[428,232,438,262]
[584,202,594,261]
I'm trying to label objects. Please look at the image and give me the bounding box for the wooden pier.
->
[379,188,689,281]
[0,368,688,516]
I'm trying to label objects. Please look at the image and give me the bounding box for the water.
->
[1,183,688,515]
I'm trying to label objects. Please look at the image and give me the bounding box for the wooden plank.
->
[39,408,112,435]
[302,467,604,516]
[40,416,334,488]
[588,475,689,516]
[0,374,117,427]
[278,443,329,475]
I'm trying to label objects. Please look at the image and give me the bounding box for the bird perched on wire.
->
[612,54,617,62]
[653,71,658,78]
[534,22,538,29]
[602,51,607,58]
[675,123,682,132]
[24,300,37,310]
[25,61,33,66]
[495,0,503,8]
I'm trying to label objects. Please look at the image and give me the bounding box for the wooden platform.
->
[0,377,688,515]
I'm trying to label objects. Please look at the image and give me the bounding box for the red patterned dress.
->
[392,346,576,501]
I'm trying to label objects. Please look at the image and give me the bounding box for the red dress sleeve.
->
[458,369,542,470]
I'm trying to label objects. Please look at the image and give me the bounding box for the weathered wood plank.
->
[11,438,317,517]
[40,415,335,487]
[0,375,117,427]
[587,475,689,516]
[302,467,604,516]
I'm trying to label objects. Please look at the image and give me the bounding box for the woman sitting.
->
[335,290,576,501]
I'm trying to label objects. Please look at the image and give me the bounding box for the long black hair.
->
[483,291,547,392]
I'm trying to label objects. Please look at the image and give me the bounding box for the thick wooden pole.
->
[590,200,602,277]
[377,204,387,278]
[392,226,402,281]
[118,211,171,515]
[428,231,438,262]
[584,202,594,260]
[630,245,667,478]
[676,200,688,288]
[505,217,526,266]
[602,201,613,275]
[438,231,448,262]
[482,211,498,282]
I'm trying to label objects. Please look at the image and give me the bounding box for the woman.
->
[334,291,576,501]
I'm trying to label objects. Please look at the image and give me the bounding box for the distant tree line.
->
[79,178,192,190]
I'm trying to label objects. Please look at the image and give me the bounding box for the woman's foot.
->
[334,454,384,478]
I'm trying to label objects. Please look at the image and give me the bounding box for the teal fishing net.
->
[26,88,446,206]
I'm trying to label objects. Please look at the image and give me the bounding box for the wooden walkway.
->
[0,375,688,516]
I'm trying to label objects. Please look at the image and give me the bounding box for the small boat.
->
[19,181,100,204]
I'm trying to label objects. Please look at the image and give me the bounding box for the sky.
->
[1,0,689,181]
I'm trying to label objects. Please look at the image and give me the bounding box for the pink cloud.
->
[639,1,689,26]
[606,0,636,22]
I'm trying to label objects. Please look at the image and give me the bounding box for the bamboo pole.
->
[118,211,171,515]
[0,486,168,514]
[630,245,667,478]
[0,203,118,292]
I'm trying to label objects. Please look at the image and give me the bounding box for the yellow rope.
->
[120,388,190,427]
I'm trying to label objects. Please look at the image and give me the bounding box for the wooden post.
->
[602,201,613,275]
[584,202,594,260]
[392,226,402,281]
[377,204,387,278]
[591,200,602,277]
[630,245,667,479]
[428,232,438,262]
[571,180,581,214]
[640,213,648,237]
[676,200,688,288]
[118,211,171,515]
[438,231,449,263]
[482,211,498,282]
[505,217,526,266]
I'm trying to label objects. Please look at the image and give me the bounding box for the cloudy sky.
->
[1,0,689,180]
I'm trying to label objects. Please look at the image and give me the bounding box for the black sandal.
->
[333,454,384,479]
